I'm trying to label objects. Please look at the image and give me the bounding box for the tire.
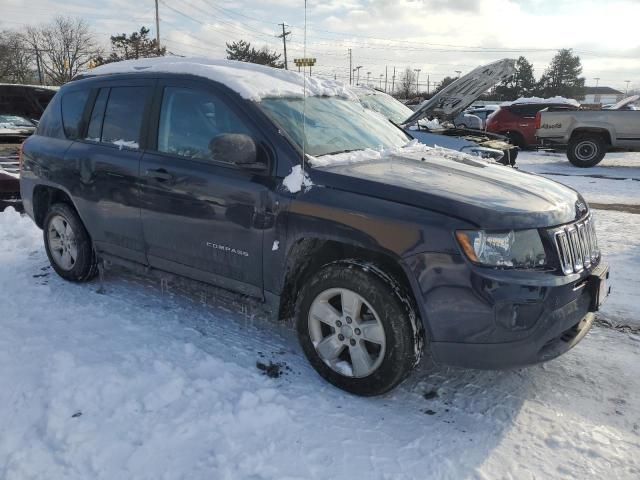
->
[567,134,607,168]
[43,203,98,282]
[296,260,424,396]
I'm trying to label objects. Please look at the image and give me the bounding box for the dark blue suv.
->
[20,58,609,395]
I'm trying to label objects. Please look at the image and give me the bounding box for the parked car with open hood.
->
[359,59,519,165]
[20,57,609,396]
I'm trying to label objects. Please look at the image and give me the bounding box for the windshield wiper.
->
[317,148,362,157]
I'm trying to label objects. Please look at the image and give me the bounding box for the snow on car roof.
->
[501,96,580,107]
[82,57,357,102]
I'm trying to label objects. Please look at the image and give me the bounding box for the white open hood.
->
[609,94,640,110]
[402,58,516,125]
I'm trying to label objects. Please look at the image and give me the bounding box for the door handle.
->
[145,168,173,182]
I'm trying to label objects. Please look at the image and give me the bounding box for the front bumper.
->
[404,252,608,369]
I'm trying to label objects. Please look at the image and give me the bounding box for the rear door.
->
[138,79,274,297]
[63,79,154,264]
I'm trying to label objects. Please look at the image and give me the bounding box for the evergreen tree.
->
[225,40,283,68]
[536,49,585,98]
[92,27,165,66]
[494,56,536,100]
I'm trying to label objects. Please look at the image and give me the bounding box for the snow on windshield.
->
[85,57,357,102]
[502,96,580,107]
[307,139,479,168]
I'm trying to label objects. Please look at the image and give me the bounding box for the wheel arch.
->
[32,184,78,229]
[570,127,612,145]
[278,238,423,327]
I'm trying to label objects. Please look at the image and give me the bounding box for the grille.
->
[553,215,599,275]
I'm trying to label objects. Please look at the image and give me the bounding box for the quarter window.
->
[157,87,251,162]
[61,89,90,139]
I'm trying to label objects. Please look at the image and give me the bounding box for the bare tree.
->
[24,17,101,85]
[397,67,416,100]
[0,31,36,83]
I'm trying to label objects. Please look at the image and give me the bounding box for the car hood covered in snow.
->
[403,58,516,125]
[313,153,583,229]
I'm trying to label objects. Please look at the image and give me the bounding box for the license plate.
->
[590,263,610,311]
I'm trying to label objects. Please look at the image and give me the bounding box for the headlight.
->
[455,229,546,268]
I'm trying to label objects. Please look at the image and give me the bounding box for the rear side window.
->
[61,89,90,139]
[100,87,149,149]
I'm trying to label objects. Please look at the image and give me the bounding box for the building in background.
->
[581,86,624,105]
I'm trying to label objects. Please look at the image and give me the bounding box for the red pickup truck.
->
[486,100,579,148]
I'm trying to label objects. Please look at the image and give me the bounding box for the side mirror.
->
[209,133,266,171]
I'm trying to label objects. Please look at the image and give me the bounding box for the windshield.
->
[259,96,410,157]
[357,92,414,125]
[0,114,34,128]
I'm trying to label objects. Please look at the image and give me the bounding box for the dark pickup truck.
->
[20,58,609,396]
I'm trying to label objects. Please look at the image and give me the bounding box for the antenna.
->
[302,0,307,177]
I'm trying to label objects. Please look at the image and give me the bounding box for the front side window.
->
[61,89,90,139]
[260,96,410,157]
[157,87,251,162]
[101,87,149,149]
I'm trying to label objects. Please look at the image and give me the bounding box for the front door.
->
[139,82,272,297]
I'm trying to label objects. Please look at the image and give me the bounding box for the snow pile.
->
[85,57,357,102]
[1,206,640,479]
[308,139,476,168]
[282,164,313,193]
[502,96,580,107]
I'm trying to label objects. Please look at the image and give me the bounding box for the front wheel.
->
[296,261,424,396]
[567,134,607,167]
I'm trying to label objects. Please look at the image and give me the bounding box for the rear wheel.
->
[567,134,607,167]
[43,203,97,282]
[296,261,424,396]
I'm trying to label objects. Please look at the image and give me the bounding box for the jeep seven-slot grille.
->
[553,215,599,275]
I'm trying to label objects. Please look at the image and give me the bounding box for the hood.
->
[402,58,516,125]
[609,95,639,110]
[313,155,583,229]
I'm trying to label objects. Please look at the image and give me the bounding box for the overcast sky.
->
[3,0,640,92]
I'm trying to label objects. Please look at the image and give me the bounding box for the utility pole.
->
[367,71,371,86]
[594,77,600,87]
[34,45,43,85]
[414,68,421,95]
[348,48,352,85]
[155,0,161,54]
[391,66,396,94]
[384,65,388,93]
[625,80,631,96]
[278,23,291,70]
[354,66,362,85]
[427,74,430,96]
[455,70,461,78]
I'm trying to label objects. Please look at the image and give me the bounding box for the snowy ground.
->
[1,151,639,479]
